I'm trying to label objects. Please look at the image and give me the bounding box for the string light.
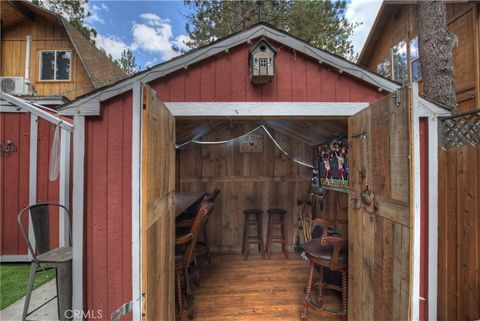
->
[176,124,314,169]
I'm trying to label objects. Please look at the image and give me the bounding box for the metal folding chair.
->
[17,203,72,321]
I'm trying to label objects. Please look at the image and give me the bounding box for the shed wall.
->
[150,42,385,104]
[84,38,389,318]
[84,92,132,320]
[0,112,61,256]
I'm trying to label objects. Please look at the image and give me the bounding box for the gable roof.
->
[60,18,126,88]
[58,22,400,116]
[2,0,126,90]
[358,2,407,65]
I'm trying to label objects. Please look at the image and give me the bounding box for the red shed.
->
[58,23,445,321]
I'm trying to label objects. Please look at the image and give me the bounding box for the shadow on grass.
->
[0,263,55,310]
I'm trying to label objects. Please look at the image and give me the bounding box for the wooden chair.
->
[17,203,72,321]
[177,190,220,264]
[175,202,213,320]
[196,189,220,263]
[301,218,348,321]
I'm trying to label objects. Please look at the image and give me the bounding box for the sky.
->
[84,0,383,70]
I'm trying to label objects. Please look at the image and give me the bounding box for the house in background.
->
[359,2,480,321]
[0,0,126,105]
[358,1,479,113]
[0,0,125,263]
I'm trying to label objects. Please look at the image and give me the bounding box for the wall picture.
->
[240,135,264,153]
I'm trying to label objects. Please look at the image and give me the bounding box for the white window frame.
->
[39,50,72,81]
[409,36,422,82]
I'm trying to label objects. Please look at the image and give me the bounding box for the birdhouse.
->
[249,39,276,84]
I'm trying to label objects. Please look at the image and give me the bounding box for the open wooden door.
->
[141,85,176,320]
[348,87,412,320]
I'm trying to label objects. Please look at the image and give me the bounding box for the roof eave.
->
[58,23,400,116]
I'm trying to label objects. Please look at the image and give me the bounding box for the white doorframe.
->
[410,83,445,321]
[131,81,143,320]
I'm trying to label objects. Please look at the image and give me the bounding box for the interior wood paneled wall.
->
[438,146,480,321]
[177,122,314,251]
[348,88,411,321]
[1,15,93,100]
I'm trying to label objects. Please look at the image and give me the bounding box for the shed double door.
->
[348,87,412,320]
[141,86,176,320]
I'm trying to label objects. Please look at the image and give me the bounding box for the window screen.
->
[40,50,72,81]
[409,37,422,82]
[392,41,408,85]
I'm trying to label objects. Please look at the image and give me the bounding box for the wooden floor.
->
[192,252,340,321]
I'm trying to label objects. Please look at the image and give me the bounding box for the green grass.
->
[0,263,56,310]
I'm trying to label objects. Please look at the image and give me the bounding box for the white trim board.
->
[58,24,399,116]
[72,116,85,321]
[1,92,73,131]
[131,81,143,321]
[165,102,370,117]
[28,114,38,260]
[410,82,444,321]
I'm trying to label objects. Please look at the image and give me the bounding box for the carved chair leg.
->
[317,266,325,307]
[302,262,315,320]
[176,269,184,314]
[342,270,348,319]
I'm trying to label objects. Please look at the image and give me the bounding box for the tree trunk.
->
[418,0,457,112]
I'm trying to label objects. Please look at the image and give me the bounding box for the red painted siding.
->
[149,41,385,103]
[84,92,132,320]
[84,37,388,319]
[1,112,61,256]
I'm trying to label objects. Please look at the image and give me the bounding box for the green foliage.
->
[33,0,97,43]
[115,49,138,75]
[184,0,360,60]
[0,264,56,309]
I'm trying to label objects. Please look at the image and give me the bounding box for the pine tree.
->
[184,0,359,60]
[33,0,97,43]
[115,49,137,76]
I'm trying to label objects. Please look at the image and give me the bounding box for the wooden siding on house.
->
[84,92,133,320]
[360,2,480,113]
[0,14,93,100]
[0,113,61,256]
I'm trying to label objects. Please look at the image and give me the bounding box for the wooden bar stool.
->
[242,209,264,260]
[266,208,289,259]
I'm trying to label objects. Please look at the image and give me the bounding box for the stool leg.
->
[175,269,183,314]
[242,214,248,256]
[258,215,265,259]
[302,262,315,320]
[56,261,72,321]
[245,216,251,260]
[281,214,289,259]
[256,215,262,254]
[267,214,273,259]
[22,262,37,321]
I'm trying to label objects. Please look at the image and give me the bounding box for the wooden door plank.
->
[142,86,175,320]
